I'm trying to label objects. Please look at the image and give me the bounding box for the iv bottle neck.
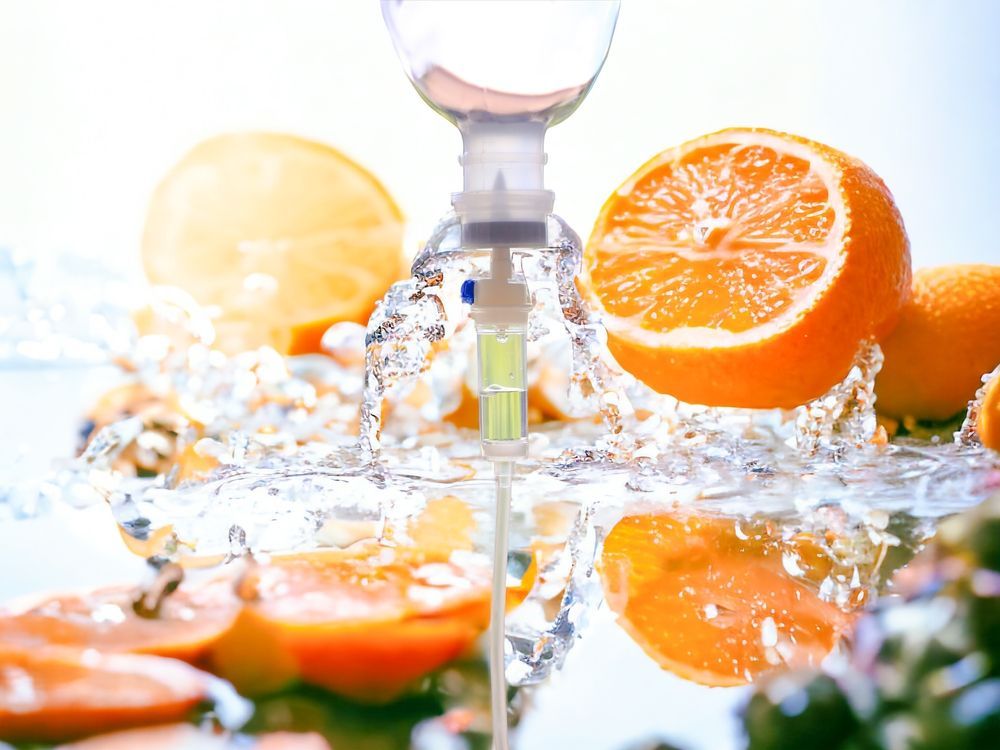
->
[459,120,546,193]
[453,120,555,242]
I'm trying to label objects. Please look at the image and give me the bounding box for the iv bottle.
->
[382,0,621,458]
[379,8,623,747]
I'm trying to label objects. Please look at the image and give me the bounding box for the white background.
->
[1,0,998,272]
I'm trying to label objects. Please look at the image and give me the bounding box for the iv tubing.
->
[490,459,514,750]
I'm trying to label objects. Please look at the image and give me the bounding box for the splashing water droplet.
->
[794,338,883,456]
[226,524,248,562]
[956,364,1000,446]
[133,562,184,619]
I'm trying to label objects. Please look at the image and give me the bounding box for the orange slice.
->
[599,512,851,686]
[142,133,405,355]
[875,265,1000,420]
[209,543,491,702]
[580,128,911,408]
[0,578,239,664]
[0,649,209,744]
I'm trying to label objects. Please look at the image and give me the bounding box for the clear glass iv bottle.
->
[382,0,621,458]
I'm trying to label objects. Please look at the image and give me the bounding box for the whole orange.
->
[876,265,1000,421]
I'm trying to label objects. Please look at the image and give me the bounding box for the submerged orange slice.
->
[0,578,239,665]
[209,544,491,702]
[0,649,209,744]
[142,132,405,355]
[580,128,911,408]
[1,497,490,707]
[599,512,850,687]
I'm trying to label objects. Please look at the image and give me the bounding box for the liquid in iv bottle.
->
[477,326,528,445]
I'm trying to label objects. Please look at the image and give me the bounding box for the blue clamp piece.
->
[460,279,476,305]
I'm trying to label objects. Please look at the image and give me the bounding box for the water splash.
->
[794,339,883,456]
[357,214,636,459]
[544,221,634,434]
[359,216,472,457]
[0,247,136,365]
[956,363,1000,446]
[6,246,1000,703]
[505,499,604,684]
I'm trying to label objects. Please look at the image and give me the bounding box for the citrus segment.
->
[875,265,1000,421]
[0,649,209,744]
[581,128,910,408]
[599,512,850,686]
[141,132,405,355]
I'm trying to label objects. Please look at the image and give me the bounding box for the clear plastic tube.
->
[490,460,514,750]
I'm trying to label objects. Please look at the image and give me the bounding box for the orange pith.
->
[0,649,209,744]
[580,128,911,409]
[599,512,851,687]
[875,264,1000,421]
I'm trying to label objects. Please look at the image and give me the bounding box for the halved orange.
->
[580,128,911,408]
[0,649,209,744]
[142,133,405,355]
[0,578,239,665]
[599,512,851,686]
[209,543,491,703]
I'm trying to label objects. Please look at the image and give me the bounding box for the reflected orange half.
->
[600,512,852,686]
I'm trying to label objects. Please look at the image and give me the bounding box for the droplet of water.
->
[760,616,778,648]
[226,524,248,562]
[956,364,1000,446]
